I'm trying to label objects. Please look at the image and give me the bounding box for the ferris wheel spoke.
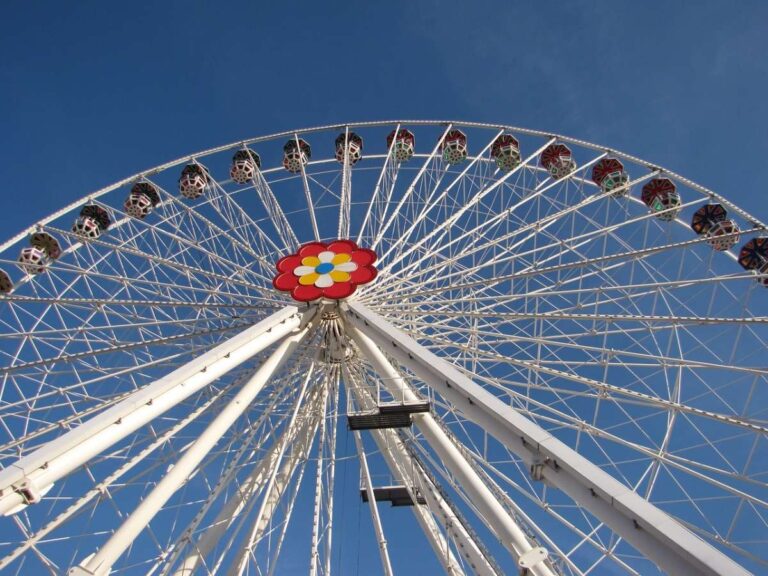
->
[145,179,279,277]
[203,172,282,257]
[389,188,701,299]
[357,123,401,246]
[102,204,273,292]
[0,321,256,376]
[372,172,664,301]
[227,382,326,576]
[370,154,613,293]
[343,362,472,575]
[348,320,560,575]
[370,125,453,252]
[376,128,504,271]
[0,294,279,311]
[377,228,754,306]
[337,127,353,239]
[346,300,753,576]
[0,306,306,520]
[71,320,314,576]
[441,353,768,509]
[385,314,766,381]
[46,225,272,296]
[160,363,319,576]
[410,327,768,434]
[378,135,556,281]
[0,376,239,571]
[249,168,300,251]
[293,133,321,242]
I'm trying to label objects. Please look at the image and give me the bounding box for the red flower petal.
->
[273,272,299,290]
[273,240,378,302]
[298,242,326,258]
[276,255,302,273]
[327,240,357,254]
[293,284,323,302]
[323,281,355,299]
[350,266,376,284]
[349,249,377,267]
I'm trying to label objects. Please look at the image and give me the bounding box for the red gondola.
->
[124,182,161,219]
[386,128,415,162]
[641,178,681,221]
[283,138,311,173]
[230,149,261,184]
[491,134,521,172]
[591,157,629,197]
[72,205,111,240]
[179,164,210,200]
[441,129,467,165]
[335,132,363,165]
[540,143,576,179]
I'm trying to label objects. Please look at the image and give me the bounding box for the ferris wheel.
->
[0,120,765,576]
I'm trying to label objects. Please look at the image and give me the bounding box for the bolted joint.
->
[518,546,549,574]
[529,457,551,482]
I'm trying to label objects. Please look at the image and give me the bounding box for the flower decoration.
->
[273,240,377,302]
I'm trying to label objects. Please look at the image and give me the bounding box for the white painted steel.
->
[343,358,501,576]
[347,320,557,576]
[3,120,766,575]
[343,364,467,576]
[352,430,395,576]
[71,321,313,576]
[0,305,307,517]
[343,301,752,576]
[168,368,321,576]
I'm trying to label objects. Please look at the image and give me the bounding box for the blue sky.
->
[1,1,767,574]
[2,1,768,232]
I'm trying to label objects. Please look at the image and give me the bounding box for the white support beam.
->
[70,319,314,576]
[343,364,473,576]
[346,319,555,576]
[228,393,323,576]
[343,301,751,576]
[352,430,395,576]
[0,305,310,517]
[163,368,318,576]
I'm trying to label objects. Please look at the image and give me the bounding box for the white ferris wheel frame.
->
[0,120,764,576]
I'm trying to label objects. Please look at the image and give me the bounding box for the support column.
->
[353,430,395,576]
[168,367,320,576]
[346,318,554,576]
[343,301,750,576]
[0,305,310,517]
[343,363,471,576]
[71,319,314,576]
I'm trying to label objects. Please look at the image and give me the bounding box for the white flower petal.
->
[293,265,316,276]
[318,251,335,263]
[315,273,334,288]
[334,262,358,272]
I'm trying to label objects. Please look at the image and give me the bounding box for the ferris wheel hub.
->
[273,240,378,302]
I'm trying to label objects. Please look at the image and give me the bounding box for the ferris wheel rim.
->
[0,118,765,575]
[2,119,764,256]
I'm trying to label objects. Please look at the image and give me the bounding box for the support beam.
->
[343,364,488,576]
[228,388,324,576]
[0,305,310,517]
[164,368,319,576]
[343,301,751,576]
[346,318,555,576]
[353,430,395,576]
[71,319,314,576]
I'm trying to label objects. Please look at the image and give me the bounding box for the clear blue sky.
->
[1,1,767,574]
[2,1,767,232]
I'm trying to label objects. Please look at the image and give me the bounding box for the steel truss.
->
[1,121,765,576]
